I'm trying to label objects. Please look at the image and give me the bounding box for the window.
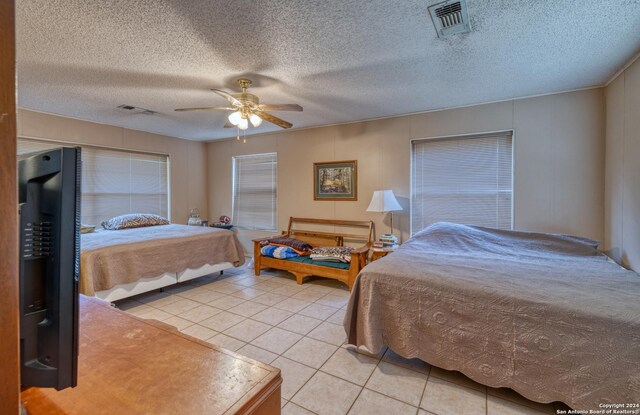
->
[81,148,168,225]
[232,153,277,231]
[411,132,513,234]
[17,138,169,225]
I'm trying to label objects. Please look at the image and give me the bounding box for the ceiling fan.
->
[175,79,302,130]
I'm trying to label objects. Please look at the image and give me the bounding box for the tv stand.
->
[21,296,281,414]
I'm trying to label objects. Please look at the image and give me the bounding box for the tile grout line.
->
[288,339,347,403]
[485,380,489,415]
[416,362,432,414]
[342,347,385,415]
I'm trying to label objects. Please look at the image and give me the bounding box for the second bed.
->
[80,224,246,302]
[344,222,640,409]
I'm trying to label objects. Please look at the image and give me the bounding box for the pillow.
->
[260,245,299,259]
[260,236,313,255]
[310,246,354,263]
[101,213,169,230]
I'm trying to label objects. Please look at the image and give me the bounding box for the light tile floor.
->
[115,266,571,415]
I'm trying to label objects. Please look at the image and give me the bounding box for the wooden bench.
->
[253,217,373,290]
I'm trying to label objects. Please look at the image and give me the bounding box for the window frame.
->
[409,130,515,235]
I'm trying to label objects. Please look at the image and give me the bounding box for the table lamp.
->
[366,190,403,237]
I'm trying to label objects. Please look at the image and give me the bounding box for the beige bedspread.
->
[80,224,245,295]
[345,222,640,409]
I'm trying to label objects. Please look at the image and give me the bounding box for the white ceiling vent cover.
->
[428,0,471,38]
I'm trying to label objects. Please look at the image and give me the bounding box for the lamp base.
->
[389,211,397,240]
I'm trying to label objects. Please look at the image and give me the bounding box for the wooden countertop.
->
[21,296,281,415]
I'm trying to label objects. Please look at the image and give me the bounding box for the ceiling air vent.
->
[116,104,156,115]
[428,0,471,38]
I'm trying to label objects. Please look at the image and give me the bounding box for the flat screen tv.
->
[18,147,81,390]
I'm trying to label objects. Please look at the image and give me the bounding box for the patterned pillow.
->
[260,245,299,259]
[101,213,169,230]
[310,246,354,263]
[260,237,313,255]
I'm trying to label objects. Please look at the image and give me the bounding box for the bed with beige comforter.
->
[344,222,640,409]
[80,224,245,296]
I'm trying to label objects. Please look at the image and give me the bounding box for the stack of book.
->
[379,233,398,247]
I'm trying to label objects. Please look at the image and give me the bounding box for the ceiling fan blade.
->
[258,104,303,112]
[211,88,241,106]
[224,121,235,128]
[174,106,235,112]
[253,110,293,129]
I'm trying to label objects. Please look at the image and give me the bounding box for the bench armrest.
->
[347,244,371,291]
[350,243,371,255]
[349,244,370,270]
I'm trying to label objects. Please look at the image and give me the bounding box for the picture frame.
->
[313,160,357,201]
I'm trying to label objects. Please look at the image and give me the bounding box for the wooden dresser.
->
[21,296,281,415]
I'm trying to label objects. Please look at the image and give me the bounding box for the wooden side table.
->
[370,245,398,262]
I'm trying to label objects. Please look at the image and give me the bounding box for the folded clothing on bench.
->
[260,245,299,259]
[260,236,312,255]
[283,256,351,270]
[310,246,353,263]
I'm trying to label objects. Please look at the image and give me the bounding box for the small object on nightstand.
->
[187,208,202,226]
[210,222,233,230]
[379,233,398,247]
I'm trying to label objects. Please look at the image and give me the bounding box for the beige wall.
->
[604,57,640,271]
[18,109,208,225]
[207,88,605,253]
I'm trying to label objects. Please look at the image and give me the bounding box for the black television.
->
[18,147,81,390]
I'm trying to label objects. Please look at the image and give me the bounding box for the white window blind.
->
[411,132,513,234]
[232,153,277,231]
[17,138,169,226]
[81,148,168,226]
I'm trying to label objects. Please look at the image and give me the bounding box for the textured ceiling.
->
[16,0,640,141]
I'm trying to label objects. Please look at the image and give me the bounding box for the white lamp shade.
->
[249,113,263,127]
[238,118,249,130]
[366,190,402,212]
[228,111,241,125]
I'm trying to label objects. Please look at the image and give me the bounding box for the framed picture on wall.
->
[313,160,357,201]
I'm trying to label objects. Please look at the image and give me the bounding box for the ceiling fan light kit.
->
[175,78,303,135]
